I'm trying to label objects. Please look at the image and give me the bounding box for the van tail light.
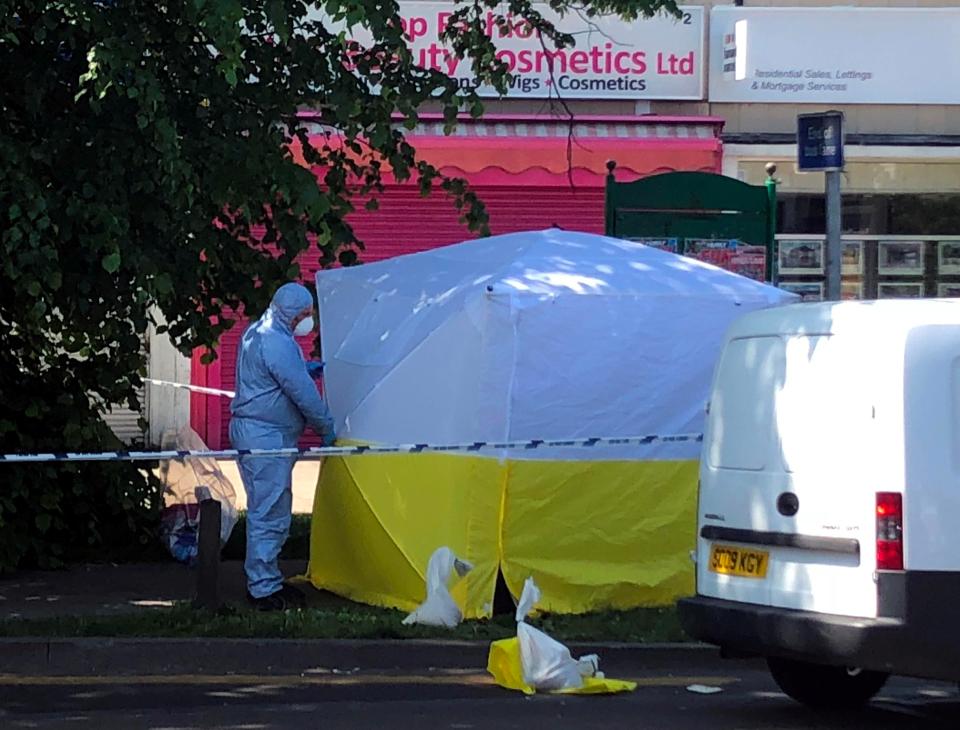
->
[876,492,903,571]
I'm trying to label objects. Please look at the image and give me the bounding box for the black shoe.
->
[278,583,307,608]
[246,589,300,612]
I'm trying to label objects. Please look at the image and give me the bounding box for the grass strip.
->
[0,602,687,643]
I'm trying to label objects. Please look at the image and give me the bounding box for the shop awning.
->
[293,114,724,187]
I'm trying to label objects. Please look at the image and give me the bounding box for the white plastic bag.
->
[402,547,473,627]
[158,426,239,564]
[515,577,599,692]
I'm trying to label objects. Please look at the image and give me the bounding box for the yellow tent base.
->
[309,452,698,617]
[487,638,637,695]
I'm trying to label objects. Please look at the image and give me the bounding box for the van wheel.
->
[767,657,888,710]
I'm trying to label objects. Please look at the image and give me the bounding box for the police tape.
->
[0,433,704,464]
[145,378,235,398]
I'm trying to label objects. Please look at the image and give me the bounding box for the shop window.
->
[739,159,960,300]
[778,193,960,237]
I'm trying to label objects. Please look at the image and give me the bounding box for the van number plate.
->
[708,544,769,579]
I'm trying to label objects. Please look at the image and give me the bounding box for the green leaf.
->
[35,514,52,533]
[266,0,290,41]
[338,249,359,266]
[102,252,122,273]
[154,274,173,295]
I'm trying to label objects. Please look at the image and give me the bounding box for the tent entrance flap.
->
[309,452,503,616]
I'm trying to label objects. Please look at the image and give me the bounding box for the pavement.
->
[0,560,311,619]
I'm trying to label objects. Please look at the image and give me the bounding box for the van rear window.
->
[708,333,869,475]
[777,335,867,474]
[707,336,783,471]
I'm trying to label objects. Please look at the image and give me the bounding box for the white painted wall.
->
[147,311,192,447]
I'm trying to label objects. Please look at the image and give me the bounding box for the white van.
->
[678,299,960,709]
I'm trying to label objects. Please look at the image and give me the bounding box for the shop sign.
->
[319,3,705,100]
[709,7,960,104]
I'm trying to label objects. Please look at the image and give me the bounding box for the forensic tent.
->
[309,229,795,616]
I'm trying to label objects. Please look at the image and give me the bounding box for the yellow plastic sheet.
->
[308,453,697,616]
[486,638,637,695]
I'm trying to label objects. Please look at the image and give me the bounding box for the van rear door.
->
[697,333,890,619]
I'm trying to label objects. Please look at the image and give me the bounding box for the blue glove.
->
[306,360,325,379]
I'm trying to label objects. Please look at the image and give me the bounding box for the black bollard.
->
[195,486,222,611]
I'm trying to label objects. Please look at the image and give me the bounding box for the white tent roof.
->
[322,227,782,301]
[317,229,795,458]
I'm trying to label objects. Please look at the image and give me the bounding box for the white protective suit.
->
[229,283,335,599]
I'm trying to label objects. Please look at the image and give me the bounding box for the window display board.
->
[775,236,960,300]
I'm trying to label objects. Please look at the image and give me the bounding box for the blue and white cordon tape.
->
[0,433,704,464]
[1,381,702,464]
[146,378,236,399]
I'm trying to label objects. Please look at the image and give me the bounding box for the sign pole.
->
[825,170,842,300]
[797,110,845,301]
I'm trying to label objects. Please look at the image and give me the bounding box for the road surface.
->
[1,654,956,729]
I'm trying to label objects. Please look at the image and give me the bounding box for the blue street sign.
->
[797,112,844,172]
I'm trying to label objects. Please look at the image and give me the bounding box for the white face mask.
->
[293,316,314,337]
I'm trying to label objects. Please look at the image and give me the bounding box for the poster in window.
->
[778,240,824,275]
[683,238,740,262]
[779,281,823,302]
[841,281,863,300]
[937,241,960,275]
[937,283,960,298]
[878,282,924,299]
[684,239,738,256]
[634,237,679,253]
[878,241,924,276]
[842,241,864,275]
[685,243,767,282]
[729,245,767,282]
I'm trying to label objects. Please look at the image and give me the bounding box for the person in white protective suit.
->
[230,282,336,611]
